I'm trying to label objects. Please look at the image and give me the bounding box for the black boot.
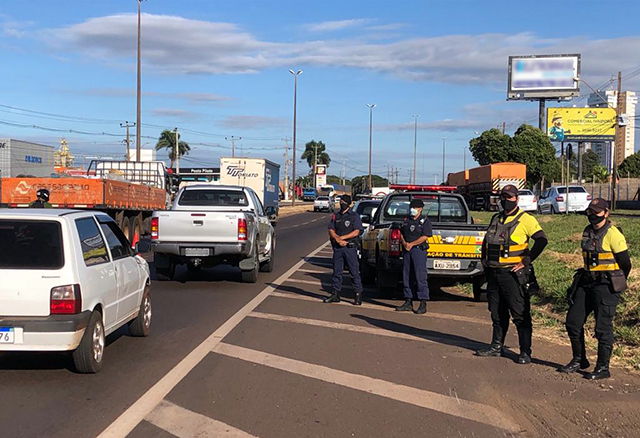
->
[586,344,612,380]
[414,300,427,314]
[559,339,590,373]
[353,292,362,306]
[395,299,413,311]
[323,291,340,303]
[475,327,504,357]
[518,352,531,364]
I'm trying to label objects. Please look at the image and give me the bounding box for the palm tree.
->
[301,140,331,172]
[591,165,610,183]
[155,129,190,168]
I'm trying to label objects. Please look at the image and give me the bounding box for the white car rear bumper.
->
[0,328,85,351]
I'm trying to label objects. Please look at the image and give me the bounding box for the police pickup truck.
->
[360,185,487,301]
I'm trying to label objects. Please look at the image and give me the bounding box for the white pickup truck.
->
[151,185,276,283]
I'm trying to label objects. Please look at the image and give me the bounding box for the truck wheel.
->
[156,262,175,281]
[72,310,105,374]
[128,286,152,337]
[241,253,259,283]
[472,276,487,302]
[121,216,132,243]
[260,236,275,273]
[360,252,374,284]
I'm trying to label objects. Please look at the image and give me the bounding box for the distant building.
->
[0,138,55,177]
[587,90,637,167]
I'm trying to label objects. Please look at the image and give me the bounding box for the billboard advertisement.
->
[508,54,580,100]
[315,164,327,189]
[547,107,616,141]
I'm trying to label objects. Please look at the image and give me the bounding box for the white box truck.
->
[220,158,280,220]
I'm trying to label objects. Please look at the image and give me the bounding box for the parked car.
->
[538,186,592,214]
[517,189,538,212]
[353,199,381,230]
[151,185,276,283]
[314,196,334,212]
[0,210,152,373]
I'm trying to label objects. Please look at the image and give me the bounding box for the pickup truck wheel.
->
[260,236,275,273]
[72,311,105,374]
[472,276,487,302]
[360,252,374,284]
[156,262,175,281]
[129,286,152,337]
[241,253,259,283]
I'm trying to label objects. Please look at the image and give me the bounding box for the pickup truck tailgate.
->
[428,225,486,260]
[155,211,240,243]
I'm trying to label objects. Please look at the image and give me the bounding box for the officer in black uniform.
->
[29,189,53,208]
[395,199,432,314]
[325,195,364,305]
[475,185,548,364]
[560,198,632,379]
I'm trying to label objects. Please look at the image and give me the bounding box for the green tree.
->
[326,174,350,185]
[155,129,190,168]
[510,124,558,187]
[619,151,640,177]
[591,165,610,183]
[350,175,389,195]
[468,128,512,165]
[571,149,602,181]
[301,140,331,171]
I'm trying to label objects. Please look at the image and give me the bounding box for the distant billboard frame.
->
[507,54,581,101]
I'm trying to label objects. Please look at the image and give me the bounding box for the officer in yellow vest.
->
[560,198,631,380]
[475,185,548,364]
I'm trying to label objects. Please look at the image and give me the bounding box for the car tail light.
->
[556,195,564,202]
[151,217,159,240]
[587,194,592,201]
[389,228,402,257]
[238,218,247,241]
[533,196,537,202]
[50,284,82,314]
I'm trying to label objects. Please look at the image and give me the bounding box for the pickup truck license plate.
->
[0,327,15,344]
[185,248,210,257]
[434,260,461,270]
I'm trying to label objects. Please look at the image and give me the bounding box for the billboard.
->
[547,107,616,141]
[508,54,580,100]
[315,164,327,189]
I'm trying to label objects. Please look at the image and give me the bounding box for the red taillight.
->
[587,194,592,201]
[50,284,82,314]
[533,196,537,202]
[151,217,159,240]
[556,196,564,202]
[238,218,247,241]
[389,228,402,257]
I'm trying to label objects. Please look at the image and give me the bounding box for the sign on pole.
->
[508,54,580,101]
[547,107,616,141]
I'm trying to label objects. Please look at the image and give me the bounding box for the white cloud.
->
[44,14,640,86]
[365,23,409,32]
[308,19,371,32]
[67,88,231,104]
[150,108,202,119]
[218,115,288,130]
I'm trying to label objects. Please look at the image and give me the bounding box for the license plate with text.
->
[185,248,210,257]
[0,328,15,344]
[434,260,461,270]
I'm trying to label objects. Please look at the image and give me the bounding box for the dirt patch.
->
[537,216,553,223]
[279,204,314,218]
[546,250,582,266]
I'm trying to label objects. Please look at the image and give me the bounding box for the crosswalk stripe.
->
[213,342,520,433]
[146,400,257,438]
[297,268,332,274]
[268,292,489,325]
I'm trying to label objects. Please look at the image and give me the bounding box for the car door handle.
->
[193,220,204,226]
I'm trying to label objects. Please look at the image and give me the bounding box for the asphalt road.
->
[2,210,640,438]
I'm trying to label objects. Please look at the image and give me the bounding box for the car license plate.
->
[0,327,15,344]
[434,259,461,270]
[185,248,210,257]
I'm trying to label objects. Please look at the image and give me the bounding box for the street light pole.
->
[441,137,447,184]
[366,103,376,192]
[289,69,303,206]
[412,114,419,185]
[174,127,180,174]
[135,0,143,162]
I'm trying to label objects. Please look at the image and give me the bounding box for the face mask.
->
[340,203,348,212]
[588,213,604,226]
[410,208,419,217]
[501,198,517,212]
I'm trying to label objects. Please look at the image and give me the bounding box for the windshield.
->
[179,189,248,206]
[356,202,380,217]
[518,190,533,196]
[557,187,587,194]
[0,220,64,269]
[382,195,467,223]
[316,196,329,201]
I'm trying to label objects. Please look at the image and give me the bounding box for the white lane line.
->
[297,268,332,274]
[306,261,333,267]
[146,400,257,438]
[268,292,488,325]
[97,242,329,438]
[213,342,520,433]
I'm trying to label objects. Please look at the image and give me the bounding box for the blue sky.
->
[1,0,639,183]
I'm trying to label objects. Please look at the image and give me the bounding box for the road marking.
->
[305,261,333,267]
[213,342,520,433]
[268,292,489,325]
[297,268,332,274]
[146,400,257,438]
[97,242,330,438]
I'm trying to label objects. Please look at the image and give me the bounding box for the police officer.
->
[395,199,432,314]
[29,189,52,208]
[325,195,364,305]
[560,198,631,379]
[475,185,548,364]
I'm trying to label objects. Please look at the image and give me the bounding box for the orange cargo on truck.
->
[452,162,526,211]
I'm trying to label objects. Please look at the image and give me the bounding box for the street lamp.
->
[289,69,303,206]
[441,137,447,184]
[412,114,419,185]
[366,103,376,192]
[135,0,145,162]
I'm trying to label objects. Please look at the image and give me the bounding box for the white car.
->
[314,196,334,212]
[0,210,152,373]
[517,189,538,212]
[538,186,592,214]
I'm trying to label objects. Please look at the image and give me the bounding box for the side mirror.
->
[361,214,371,224]
[136,240,152,254]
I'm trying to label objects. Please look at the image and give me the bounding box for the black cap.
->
[500,185,519,197]
[341,195,352,205]
[587,198,609,213]
[36,188,50,201]
[410,199,424,208]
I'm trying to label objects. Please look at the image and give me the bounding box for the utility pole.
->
[463,146,467,171]
[441,137,447,184]
[412,114,419,185]
[289,69,303,206]
[282,137,291,200]
[342,159,346,186]
[578,142,584,183]
[612,71,622,211]
[538,99,546,131]
[502,121,506,135]
[174,127,180,174]
[225,135,241,158]
[366,103,376,192]
[120,121,135,161]
[135,0,144,161]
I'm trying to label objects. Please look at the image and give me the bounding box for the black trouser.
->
[486,267,532,355]
[566,281,619,351]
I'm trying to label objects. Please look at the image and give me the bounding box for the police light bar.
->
[389,184,457,192]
